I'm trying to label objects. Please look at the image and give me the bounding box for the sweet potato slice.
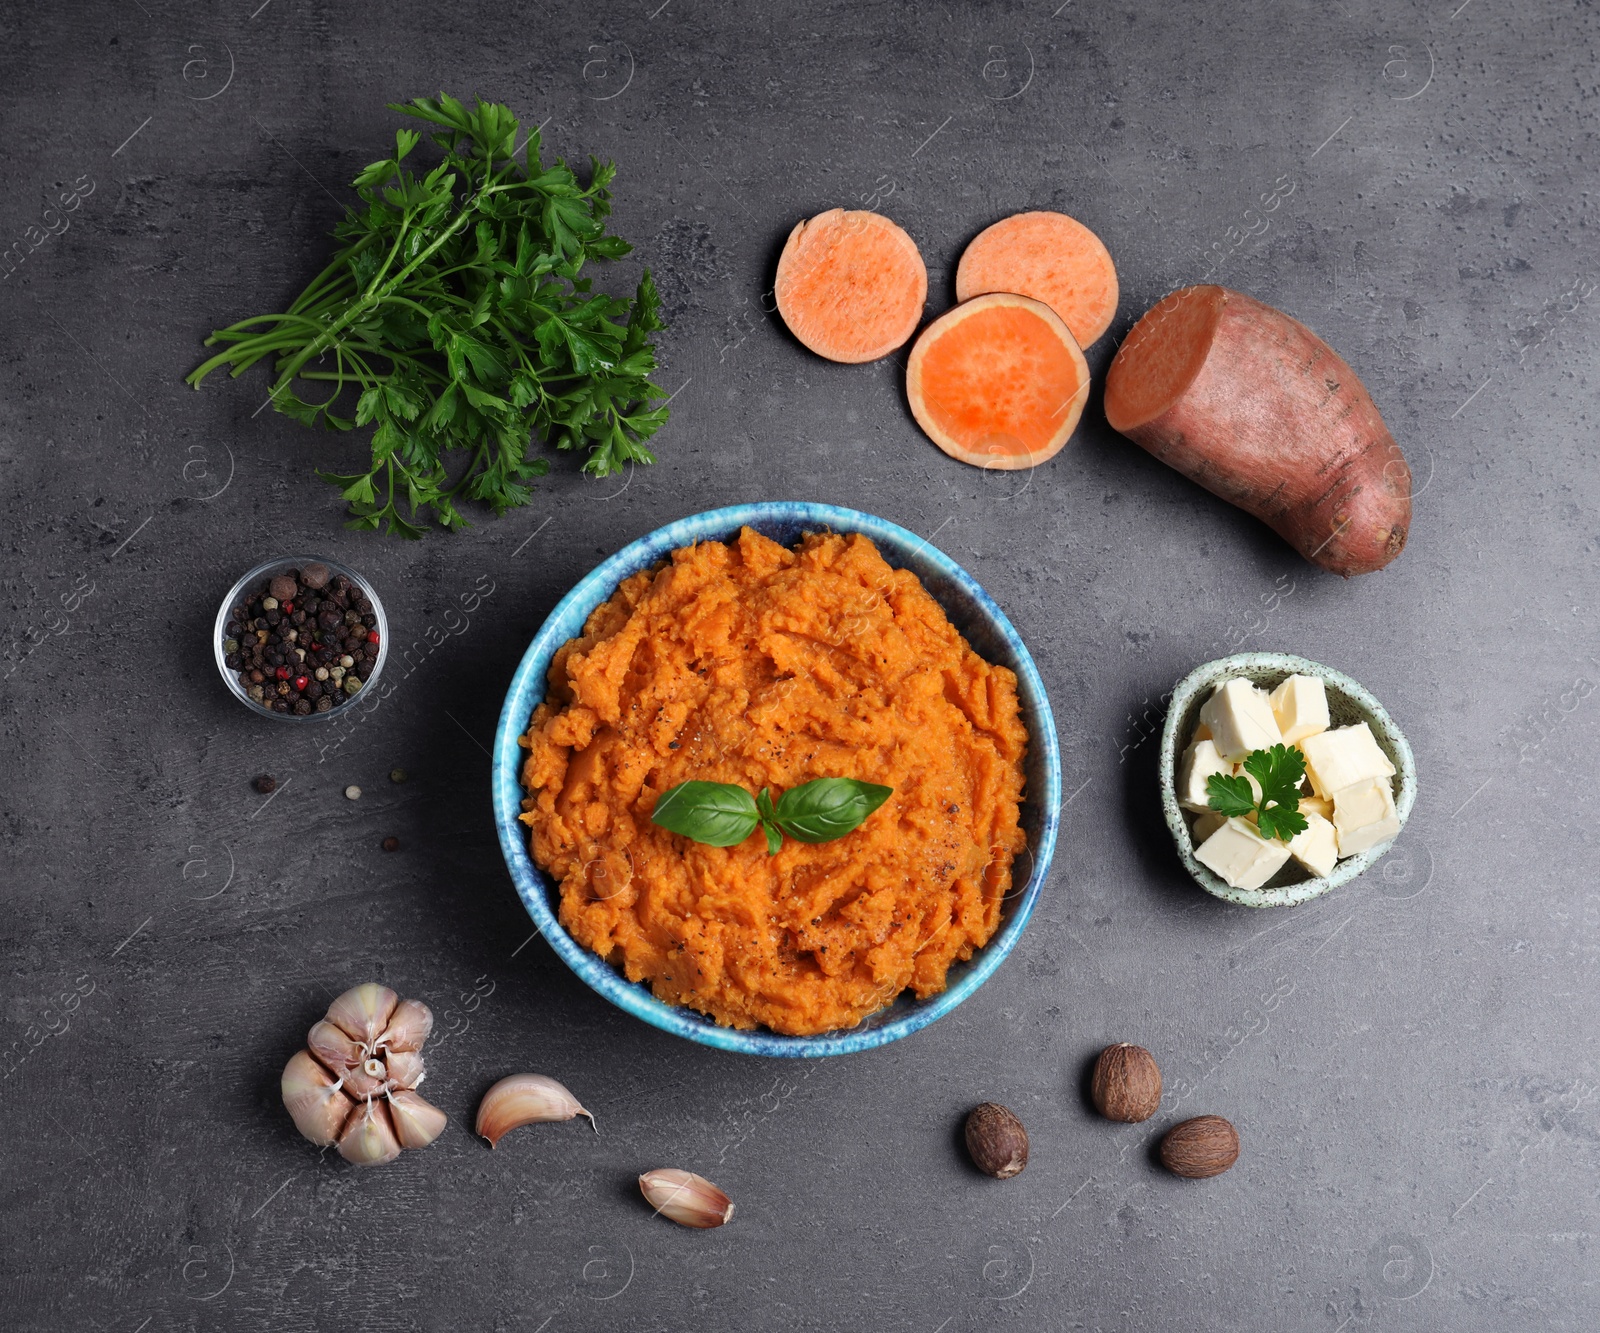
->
[1105,285,1411,576]
[906,292,1089,470]
[774,209,928,363]
[955,211,1119,348]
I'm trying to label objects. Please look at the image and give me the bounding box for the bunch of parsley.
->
[187,94,667,536]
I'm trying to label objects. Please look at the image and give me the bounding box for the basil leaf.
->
[773,778,894,844]
[650,781,760,848]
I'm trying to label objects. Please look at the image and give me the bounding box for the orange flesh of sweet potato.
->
[955,211,1119,348]
[906,292,1090,470]
[774,209,928,363]
[1104,285,1411,576]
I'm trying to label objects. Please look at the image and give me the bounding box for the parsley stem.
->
[287,234,377,315]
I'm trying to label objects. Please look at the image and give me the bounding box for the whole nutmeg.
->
[1159,1115,1240,1179]
[964,1102,1029,1179]
[1090,1042,1163,1123]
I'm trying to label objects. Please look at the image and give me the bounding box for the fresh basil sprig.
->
[651,777,893,855]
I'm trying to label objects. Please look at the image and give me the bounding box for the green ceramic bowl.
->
[1158,653,1417,908]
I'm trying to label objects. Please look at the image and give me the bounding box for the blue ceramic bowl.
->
[491,502,1061,1057]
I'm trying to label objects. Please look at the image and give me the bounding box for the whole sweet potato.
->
[1104,285,1411,576]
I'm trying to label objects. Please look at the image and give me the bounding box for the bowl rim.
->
[213,554,390,723]
[491,501,1062,1057]
[1158,651,1417,908]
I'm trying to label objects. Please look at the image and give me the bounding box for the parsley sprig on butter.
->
[1206,744,1309,843]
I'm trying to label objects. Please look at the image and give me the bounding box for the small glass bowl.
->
[213,555,389,722]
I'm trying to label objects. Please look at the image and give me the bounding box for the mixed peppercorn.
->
[223,562,380,715]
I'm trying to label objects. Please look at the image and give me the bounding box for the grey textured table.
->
[3,3,1596,1330]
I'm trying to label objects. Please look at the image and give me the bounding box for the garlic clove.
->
[638,1169,735,1229]
[338,1097,403,1166]
[307,1020,364,1072]
[388,1090,448,1150]
[376,998,434,1053]
[475,1073,596,1148]
[282,1049,356,1146]
[325,983,399,1048]
[384,1049,426,1091]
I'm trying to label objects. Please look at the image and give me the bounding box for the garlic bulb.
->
[280,982,447,1166]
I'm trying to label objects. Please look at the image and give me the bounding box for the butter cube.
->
[1198,679,1283,763]
[1190,811,1227,844]
[1298,794,1334,820]
[1195,816,1292,890]
[1299,722,1396,798]
[1286,811,1338,878]
[1269,674,1330,745]
[1330,778,1401,857]
[1177,739,1233,813]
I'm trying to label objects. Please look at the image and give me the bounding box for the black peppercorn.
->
[293,698,312,716]
[381,836,400,852]
[253,774,277,794]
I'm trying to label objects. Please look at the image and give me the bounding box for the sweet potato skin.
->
[1106,286,1411,577]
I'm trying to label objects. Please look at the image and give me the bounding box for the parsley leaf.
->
[1205,773,1257,819]
[1246,744,1310,842]
[187,94,668,536]
[1207,744,1309,843]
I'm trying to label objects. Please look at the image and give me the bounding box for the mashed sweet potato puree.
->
[519,527,1028,1035]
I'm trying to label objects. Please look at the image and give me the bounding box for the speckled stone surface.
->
[3,3,1598,1330]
